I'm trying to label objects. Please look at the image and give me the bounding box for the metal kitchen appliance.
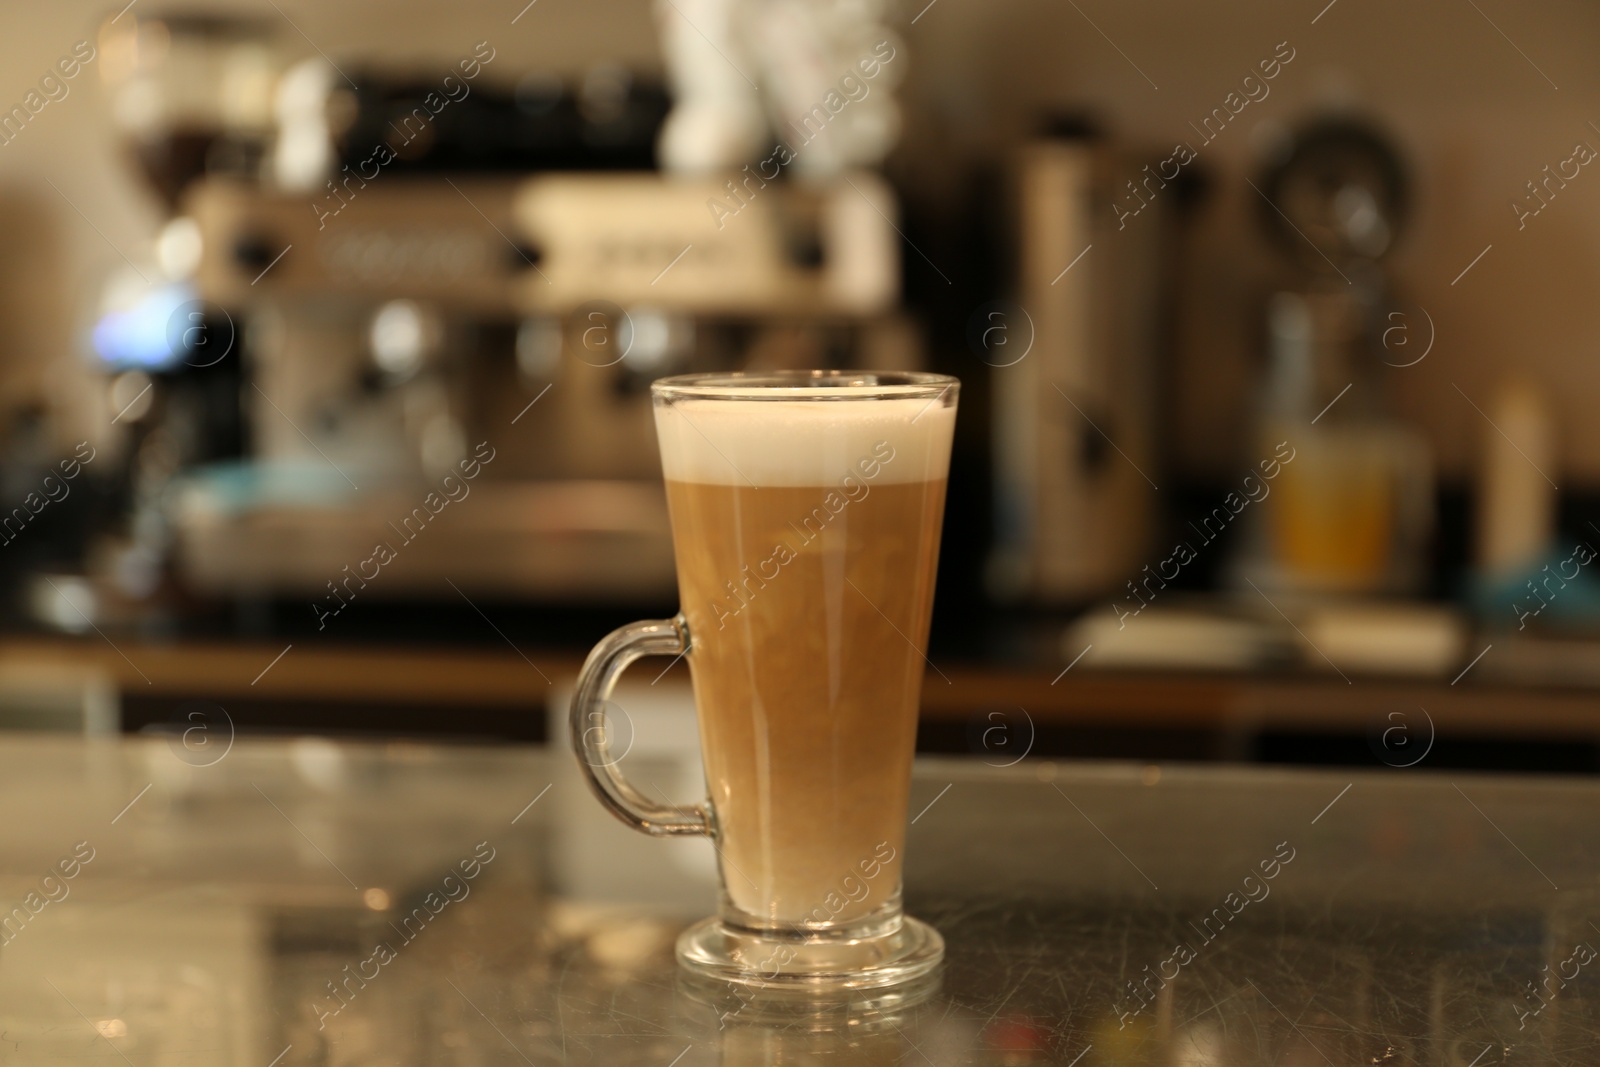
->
[1237,115,1434,598]
[172,169,910,603]
[988,125,1171,604]
[84,8,916,610]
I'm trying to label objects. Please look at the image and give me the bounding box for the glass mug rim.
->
[651,369,958,402]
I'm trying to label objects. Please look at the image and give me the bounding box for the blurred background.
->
[2,0,1599,771]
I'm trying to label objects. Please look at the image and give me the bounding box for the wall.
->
[1,0,1598,483]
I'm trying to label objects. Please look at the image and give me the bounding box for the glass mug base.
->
[675,913,945,991]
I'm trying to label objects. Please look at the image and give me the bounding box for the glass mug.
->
[571,370,958,989]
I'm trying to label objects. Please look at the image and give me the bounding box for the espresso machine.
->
[75,6,917,613]
[173,169,909,603]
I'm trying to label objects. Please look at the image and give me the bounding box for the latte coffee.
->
[655,396,956,928]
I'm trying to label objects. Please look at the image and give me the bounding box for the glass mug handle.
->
[569,614,711,837]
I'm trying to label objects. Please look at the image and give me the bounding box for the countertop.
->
[0,734,1594,1064]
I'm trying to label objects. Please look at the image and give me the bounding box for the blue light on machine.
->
[91,283,197,371]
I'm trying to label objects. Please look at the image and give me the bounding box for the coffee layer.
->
[666,477,948,926]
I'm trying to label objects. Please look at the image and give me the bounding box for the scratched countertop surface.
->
[0,734,1594,1065]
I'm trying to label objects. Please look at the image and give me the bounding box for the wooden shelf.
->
[4,636,1598,742]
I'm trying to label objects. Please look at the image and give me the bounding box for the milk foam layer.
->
[654,398,956,487]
